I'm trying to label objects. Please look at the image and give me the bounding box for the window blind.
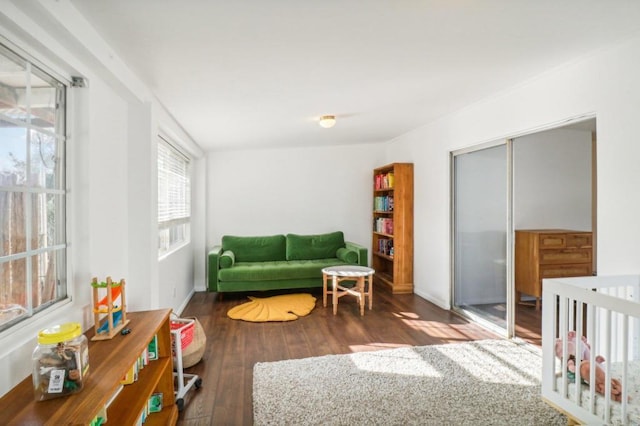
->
[157,137,190,255]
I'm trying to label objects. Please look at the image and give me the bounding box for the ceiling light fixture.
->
[319,115,336,128]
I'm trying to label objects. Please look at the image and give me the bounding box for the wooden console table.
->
[0,309,178,425]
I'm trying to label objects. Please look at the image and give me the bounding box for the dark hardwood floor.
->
[515,303,543,346]
[175,283,502,425]
[465,302,543,346]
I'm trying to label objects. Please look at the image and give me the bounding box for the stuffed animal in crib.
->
[555,331,623,401]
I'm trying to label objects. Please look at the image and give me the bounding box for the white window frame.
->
[0,41,68,332]
[157,136,191,258]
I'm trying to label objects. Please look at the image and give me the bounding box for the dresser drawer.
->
[539,263,593,279]
[566,233,592,248]
[539,249,592,264]
[538,233,568,249]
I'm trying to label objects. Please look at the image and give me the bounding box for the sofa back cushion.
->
[286,231,345,260]
[222,235,286,262]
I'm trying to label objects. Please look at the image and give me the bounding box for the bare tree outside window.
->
[0,43,67,330]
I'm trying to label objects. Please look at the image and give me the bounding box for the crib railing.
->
[542,275,639,425]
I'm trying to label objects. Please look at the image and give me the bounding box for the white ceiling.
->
[69,1,640,152]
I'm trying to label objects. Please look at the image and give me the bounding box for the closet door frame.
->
[449,113,596,340]
[450,138,515,338]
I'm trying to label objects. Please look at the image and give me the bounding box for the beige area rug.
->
[227,293,316,322]
[253,339,567,425]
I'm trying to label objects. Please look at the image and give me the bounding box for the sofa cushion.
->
[336,247,358,264]
[219,250,235,268]
[222,235,286,262]
[218,259,349,282]
[286,231,345,260]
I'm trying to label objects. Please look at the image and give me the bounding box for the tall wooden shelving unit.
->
[0,309,178,425]
[372,163,414,294]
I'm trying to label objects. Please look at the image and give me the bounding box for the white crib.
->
[542,275,640,425]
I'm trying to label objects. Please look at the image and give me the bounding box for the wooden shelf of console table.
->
[0,309,178,425]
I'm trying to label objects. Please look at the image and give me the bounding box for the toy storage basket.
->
[170,318,194,352]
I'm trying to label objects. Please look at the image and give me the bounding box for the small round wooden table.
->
[322,265,375,316]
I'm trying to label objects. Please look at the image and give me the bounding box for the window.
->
[157,137,190,257]
[0,43,67,331]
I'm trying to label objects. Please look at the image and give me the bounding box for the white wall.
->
[0,1,204,397]
[386,34,640,309]
[86,78,130,295]
[191,157,208,291]
[514,128,592,231]
[206,144,384,263]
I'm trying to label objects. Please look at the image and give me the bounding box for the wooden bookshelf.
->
[0,309,178,425]
[372,163,414,293]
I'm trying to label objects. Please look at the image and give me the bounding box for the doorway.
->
[452,118,596,342]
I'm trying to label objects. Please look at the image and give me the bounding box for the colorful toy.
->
[91,277,130,341]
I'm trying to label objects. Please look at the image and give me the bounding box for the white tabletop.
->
[322,265,375,277]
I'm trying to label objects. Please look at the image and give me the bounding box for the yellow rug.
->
[227,293,317,322]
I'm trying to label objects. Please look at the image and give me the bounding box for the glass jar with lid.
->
[32,322,89,401]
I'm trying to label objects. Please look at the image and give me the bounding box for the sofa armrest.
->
[345,241,368,267]
[207,245,223,292]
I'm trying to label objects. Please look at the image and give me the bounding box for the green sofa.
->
[207,231,368,293]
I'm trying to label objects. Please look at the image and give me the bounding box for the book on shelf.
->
[121,362,138,385]
[90,407,107,426]
[374,218,394,234]
[374,172,395,190]
[148,335,158,360]
[121,343,154,385]
[374,195,395,212]
[378,239,394,256]
[148,392,163,413]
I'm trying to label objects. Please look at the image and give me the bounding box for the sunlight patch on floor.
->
[393,311,420,319]
[349,343,411,352]
[401,318,455,338]
[438,344,539,385]
[391,311,475,340]
[348,347,443,377]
